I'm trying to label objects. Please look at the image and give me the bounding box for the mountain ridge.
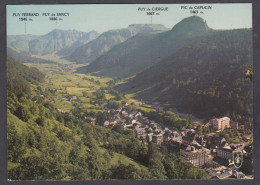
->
[77,16,212,78]
[65,24,170,63]
[171,16,210,32]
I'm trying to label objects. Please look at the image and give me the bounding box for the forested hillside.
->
[118,29,253,122]
[7,48,57,64]
[7,56,209,180]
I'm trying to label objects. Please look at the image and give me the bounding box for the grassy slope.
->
[98,147,148,171]
[7,111,28,170]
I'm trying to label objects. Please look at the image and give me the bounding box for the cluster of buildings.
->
[99,107,252,179]
[163,128,209,168]
[205,165,247,179]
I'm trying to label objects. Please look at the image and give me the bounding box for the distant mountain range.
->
[65,24,170,63]
[7,29,99,56]
[7,34,38,53]
[7,24,168,63]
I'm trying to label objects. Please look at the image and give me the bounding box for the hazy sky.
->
[7,3,252,35]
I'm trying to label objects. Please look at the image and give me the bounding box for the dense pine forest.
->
[7,56,209,180]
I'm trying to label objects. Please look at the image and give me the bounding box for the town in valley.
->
[7,4,253,180]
